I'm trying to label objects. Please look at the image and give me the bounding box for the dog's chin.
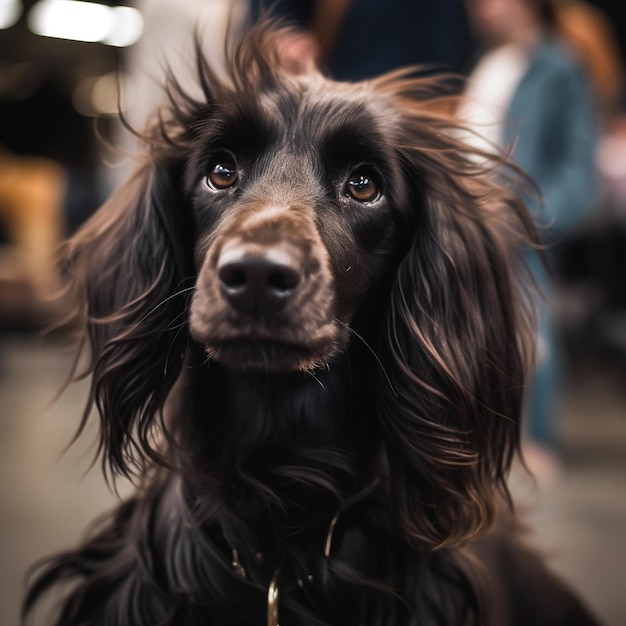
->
[205,338,334,373]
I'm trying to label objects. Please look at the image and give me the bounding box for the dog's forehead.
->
[258,73,400,139]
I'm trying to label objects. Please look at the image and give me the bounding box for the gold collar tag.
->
[267,570,280,626]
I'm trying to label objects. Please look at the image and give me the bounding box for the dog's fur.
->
[25,22,600,626]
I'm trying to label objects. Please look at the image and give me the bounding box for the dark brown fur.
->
[24,22,600,626]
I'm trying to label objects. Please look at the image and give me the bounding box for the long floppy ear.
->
[64,160,194,480]
[60,21,247,479]
[376,80,538,549]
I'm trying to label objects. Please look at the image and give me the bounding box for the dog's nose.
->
[217,249,301,315]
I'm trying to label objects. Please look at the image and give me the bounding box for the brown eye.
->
[345,171,380,203]
[207,160,238,190]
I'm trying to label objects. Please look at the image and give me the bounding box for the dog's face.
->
[186,76,410,372]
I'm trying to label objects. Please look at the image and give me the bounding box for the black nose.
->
[218,252,301,315]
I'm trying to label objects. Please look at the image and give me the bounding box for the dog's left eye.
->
[345,171,380,203]
[206,159,239,190]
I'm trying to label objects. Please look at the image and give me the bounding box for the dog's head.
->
[184,71,408,373]
[66,23,537,547]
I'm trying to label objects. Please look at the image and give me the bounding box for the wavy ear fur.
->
[376,78,538,549]
[64,161,194,480]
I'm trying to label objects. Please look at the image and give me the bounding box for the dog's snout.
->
[218,247,302,316]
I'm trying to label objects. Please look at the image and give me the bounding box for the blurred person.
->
[555,0,624,121]
[249,0,473,80]
[461,0,599,474]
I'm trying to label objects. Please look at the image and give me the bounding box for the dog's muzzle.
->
[189,205,342,372]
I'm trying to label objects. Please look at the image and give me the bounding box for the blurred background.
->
[0,0,625,624]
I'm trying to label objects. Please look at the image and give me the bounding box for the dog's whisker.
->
[140,286,195,323]
[189,350,212,369]
[163,320,188,333]
[307,370,327,391]
[336,319,398,398]
[163,321,188,380]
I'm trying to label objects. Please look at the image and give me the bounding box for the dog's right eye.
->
[206,159,239,190]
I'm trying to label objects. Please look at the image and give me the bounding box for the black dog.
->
[25,22,601,626]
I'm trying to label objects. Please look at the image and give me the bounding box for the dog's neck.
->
[182,347,383,538]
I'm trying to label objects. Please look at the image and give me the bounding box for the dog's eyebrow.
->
[203,101,281,157]
[318,115,389,170]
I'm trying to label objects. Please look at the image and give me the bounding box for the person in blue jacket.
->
[463,0,599,469]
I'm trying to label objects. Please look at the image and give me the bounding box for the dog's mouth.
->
[206,337,328,372]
